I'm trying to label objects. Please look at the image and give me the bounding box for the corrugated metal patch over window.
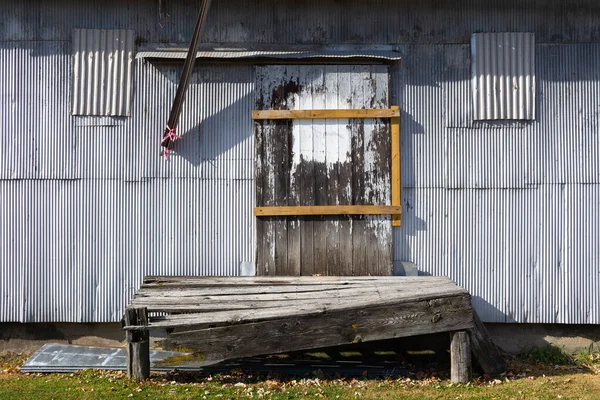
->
[471,32,535,120]
[72,29,134,116]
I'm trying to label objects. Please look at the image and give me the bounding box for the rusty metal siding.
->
[72,29,135,116]
[472,33,536,120]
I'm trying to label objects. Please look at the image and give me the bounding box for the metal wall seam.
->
[72,29,134,116]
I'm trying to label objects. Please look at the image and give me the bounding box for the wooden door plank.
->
[324,65,342,275]
[286,67,302,277]
[254,67,275,275]
[350,67,368,275]
[362,67,380,276]
[337,66,355,276]
[312,67,328,276]
[297,66,315,276]
[370,65,393,275]
[272,117,290,276]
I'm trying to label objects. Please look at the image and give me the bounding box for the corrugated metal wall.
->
[1,0,600,323]
[471,32,535,120]
[72,29,135,116]
[0,48,255,321]
[393,42,600,323]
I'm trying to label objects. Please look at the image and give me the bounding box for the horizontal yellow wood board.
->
[391,105,402,227]
[252,108,401,120]
[254,205,402,217]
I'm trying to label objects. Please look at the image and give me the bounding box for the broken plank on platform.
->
[158,296,474,362]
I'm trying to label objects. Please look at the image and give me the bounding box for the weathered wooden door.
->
[254,65,392,276]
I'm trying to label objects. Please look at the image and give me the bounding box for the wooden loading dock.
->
[122,276,506,382]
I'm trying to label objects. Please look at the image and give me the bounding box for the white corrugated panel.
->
[72,29,134,116]
[472,32,535,120]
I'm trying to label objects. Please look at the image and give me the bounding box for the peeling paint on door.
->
[255,65,392,276]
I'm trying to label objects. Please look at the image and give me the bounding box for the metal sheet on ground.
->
[20,343,408,377]
[20,343,189,373]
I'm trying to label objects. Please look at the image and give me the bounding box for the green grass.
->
[1,361,599,400]
[2,349,600,400]
[574,343,600,373]
[521,345,574,366]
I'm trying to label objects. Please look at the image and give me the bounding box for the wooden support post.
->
[390,105,401,227]
[468,311,507,377]
[450,331,472,383]
[124,308,150,381]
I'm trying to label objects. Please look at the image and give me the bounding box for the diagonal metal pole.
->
[161,0,212,155]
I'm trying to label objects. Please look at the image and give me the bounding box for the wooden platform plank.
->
[133,286,467,309]
[121,276,512,382]
[127,291,472,331]
[137,281,453,295]
[156,296,474,362]
[136,279,461,297]
[132,288,467,312]
[142,276,454,286]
